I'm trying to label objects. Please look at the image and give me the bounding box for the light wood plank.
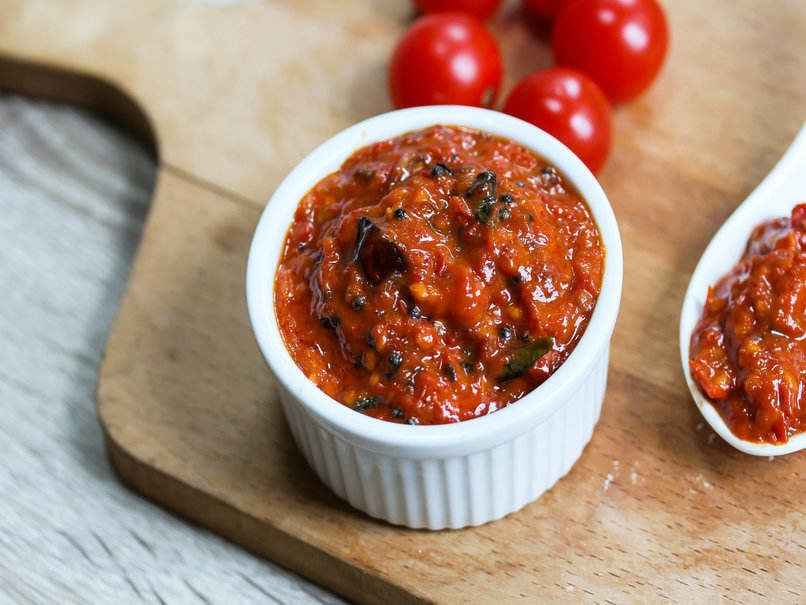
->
[0,96,339,604]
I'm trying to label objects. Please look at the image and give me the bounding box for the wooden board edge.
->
[88,165,426,605]
[100,425,422,605]
[0,55,158,158]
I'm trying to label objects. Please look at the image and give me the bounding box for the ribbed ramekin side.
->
[277,346,609,529]
[442,456,465,528]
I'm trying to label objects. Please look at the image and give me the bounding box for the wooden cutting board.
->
[1,1,804,602]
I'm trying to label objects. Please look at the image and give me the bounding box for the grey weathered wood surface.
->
[0,94,342,604]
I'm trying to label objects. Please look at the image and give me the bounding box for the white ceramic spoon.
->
[680,124,806,456]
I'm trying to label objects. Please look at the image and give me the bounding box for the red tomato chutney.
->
[690,204,806,443]
[275,125,604,425]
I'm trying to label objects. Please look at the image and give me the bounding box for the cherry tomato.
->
[414,0,502,21]
[522,0,568,20]
[390,14,503,109]
[503,68,612,173]
[552,0,669,103]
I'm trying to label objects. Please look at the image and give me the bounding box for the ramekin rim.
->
[246,105,623,457]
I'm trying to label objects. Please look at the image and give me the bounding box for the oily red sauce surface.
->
[690,204,806,443]
[275,125,604,425]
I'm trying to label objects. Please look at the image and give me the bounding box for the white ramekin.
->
[246,106,623,529]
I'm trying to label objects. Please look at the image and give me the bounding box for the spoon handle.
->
[745,122,806,210]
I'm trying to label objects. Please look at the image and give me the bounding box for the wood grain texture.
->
[0,97,341,604]
[1,0,804,603]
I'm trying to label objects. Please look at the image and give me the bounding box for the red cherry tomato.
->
[390,14,503,109]
[552,0,669,103]
[414,0,502,21]
[522,0,568,20]
[503,68,612,173]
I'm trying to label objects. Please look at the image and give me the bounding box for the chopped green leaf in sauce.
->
[465,171,499,225]
[466,170,496,196]
[353,394,380,412]
[475,196,496,224]
[431,163,452,178]
[498,337,553,382]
